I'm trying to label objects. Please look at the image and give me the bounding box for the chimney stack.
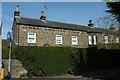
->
[14,5,20,16]
[88,20,94,27]
[109,24,115,30]
[40,11,46,20]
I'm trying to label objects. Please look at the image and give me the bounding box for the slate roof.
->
[14,16,120,35]
[2,39,16,47]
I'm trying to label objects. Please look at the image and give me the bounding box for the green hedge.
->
[72,47,120,74]
[13,46,77,77]
[2,44,120,77]
[2,46,16,59]
[97,43,120,49]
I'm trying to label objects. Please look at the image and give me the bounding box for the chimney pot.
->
[40,10,46,20]
[110,24,115,30]
[14,5,20,16]
[89,20,92,24]
[16,5,19,11]
[88,20,94,27]
[41,11,44,16]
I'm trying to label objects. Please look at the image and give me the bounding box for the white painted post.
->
[7,32,11,79]
[8,39,11,79]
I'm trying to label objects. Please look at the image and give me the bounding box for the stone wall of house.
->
[96,33,104,44]
[13,24,118,48]
[12,20,19,44]
[109,34,116,43]
[18,25,89,48]
[96,33,116,44]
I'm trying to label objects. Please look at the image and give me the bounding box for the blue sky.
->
[2,0,103,2]
[2,2,108,39]
[0,1,1,20]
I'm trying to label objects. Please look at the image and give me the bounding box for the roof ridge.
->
[16,16,89,27]
[19,17,42,21]
[46,20,88,27]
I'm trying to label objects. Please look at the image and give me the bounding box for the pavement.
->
[4,68,120,80]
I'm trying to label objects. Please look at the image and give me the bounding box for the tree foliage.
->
[103,0,120,2]
[94,15,119,30]
[106,2,120,22]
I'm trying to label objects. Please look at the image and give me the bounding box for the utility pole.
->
[0,20,2,77]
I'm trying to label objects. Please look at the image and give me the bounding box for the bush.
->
[2,46,16,59]
[13,46,77,77]
[2,44,120,77]
[97,43,120,49]
[72,47,120,74]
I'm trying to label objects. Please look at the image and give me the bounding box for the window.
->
[104,36,108,44]
[72,36,78,45]
[28,32,36,43]
[56,34,62,44]
[116,37,119,43]
[88,35,96,45]
[88,35,92,45]
[93,35,96,45]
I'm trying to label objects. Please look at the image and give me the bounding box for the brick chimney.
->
[88,20,94,27]
[40,11,46,20]
[109,24,115,30]
[14,5,20,16]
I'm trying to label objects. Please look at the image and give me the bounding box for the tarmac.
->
[4,68,120,80]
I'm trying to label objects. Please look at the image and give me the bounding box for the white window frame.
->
[93,35,96,45]
[56,34,62,44]
[72,36,78,45]
[116,37,119,43]
[28,32,36,43]
[88,35,92,45]
[104,36,108,44]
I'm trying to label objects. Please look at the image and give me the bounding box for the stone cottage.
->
[12,5,120,48]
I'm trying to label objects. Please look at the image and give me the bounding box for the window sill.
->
[72,44,78,45]
[28,43,36,44]
[88,45,97,47]
[56,43,63,45]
